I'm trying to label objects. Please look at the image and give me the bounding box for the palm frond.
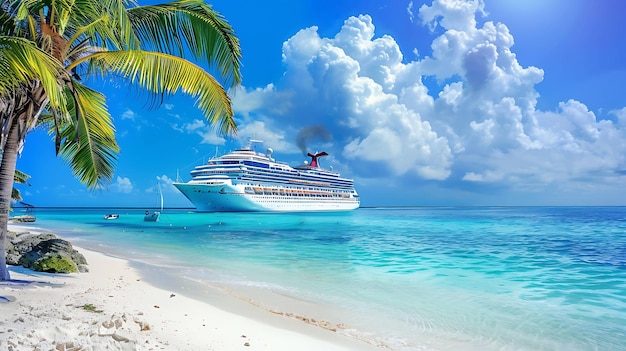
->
[61,0,135,51]
[54,82,119,188]
[36,111,55,126]
[11,170,31,202]
[127,0,242,88]
[0,35,66,108]
[73,49,236,135]
[98,0,140,49]
[0,3,16,36]
[11,188,22,201]
[13,169,30,184]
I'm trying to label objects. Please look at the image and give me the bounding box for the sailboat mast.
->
[159,183,164,211]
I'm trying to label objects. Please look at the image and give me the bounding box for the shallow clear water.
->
[16,207,626,350]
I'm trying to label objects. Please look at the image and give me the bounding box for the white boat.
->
[143,211,159,222]
[10,215,36,222]
[144,183,163,221]
[104,214,119,220]
[173,140,360,212]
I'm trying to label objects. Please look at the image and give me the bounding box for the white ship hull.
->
[173,182,359,212]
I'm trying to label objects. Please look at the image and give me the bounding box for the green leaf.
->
[127,0,242,88]
[79,49,236,135]
[55,82,119,189]
[0,36,66,109]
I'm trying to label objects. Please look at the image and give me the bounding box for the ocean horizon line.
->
[9,205,626,210]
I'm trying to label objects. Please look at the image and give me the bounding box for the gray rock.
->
[6,233,57,265]
[77,264,90,273]
[5,232,88,272]
[5,240,16,265]
[18,238,87,269]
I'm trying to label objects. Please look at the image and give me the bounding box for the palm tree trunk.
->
[0,83,50,280]
[0,120,21,281]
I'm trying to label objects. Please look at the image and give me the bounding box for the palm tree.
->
[0,0,241,281]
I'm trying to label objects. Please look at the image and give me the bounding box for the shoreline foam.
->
[1,224,385,351]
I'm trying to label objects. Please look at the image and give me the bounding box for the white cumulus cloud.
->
[179,119,226,145]
[230,0,626,202]
[121,109,135,120]
[112,176,133,193]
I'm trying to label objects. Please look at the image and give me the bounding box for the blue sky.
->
[15,0,626,208]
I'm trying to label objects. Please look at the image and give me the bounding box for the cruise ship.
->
[173,141,360,212]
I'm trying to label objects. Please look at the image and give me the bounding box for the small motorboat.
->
[104,214,119,220]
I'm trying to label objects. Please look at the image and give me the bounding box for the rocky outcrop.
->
[6,231,88,273]
[6,232,57,265]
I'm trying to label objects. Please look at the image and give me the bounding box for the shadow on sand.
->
[1,266,67,302]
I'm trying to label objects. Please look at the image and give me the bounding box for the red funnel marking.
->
[307,152,328,168]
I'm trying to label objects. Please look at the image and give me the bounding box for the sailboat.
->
[144,183,163,222]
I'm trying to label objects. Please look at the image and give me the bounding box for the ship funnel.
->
[307,151,328,168]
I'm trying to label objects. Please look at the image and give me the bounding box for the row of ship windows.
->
[242,185,351,193]
[240,177,351,189]
[251,197,358,203]
[208,160,322,174]
[195,168,343,180]
[241,170,351,184]
[193,167,348,184]
[192,173,352,189]
[243,186,353,198]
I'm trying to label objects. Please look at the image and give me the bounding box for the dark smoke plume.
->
[296,125,332,155]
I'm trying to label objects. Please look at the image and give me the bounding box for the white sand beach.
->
[0,225,385,351]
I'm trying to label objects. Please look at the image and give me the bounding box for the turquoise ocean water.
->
[13,206,626,351]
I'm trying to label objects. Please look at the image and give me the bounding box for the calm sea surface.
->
[13,207,626,350]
